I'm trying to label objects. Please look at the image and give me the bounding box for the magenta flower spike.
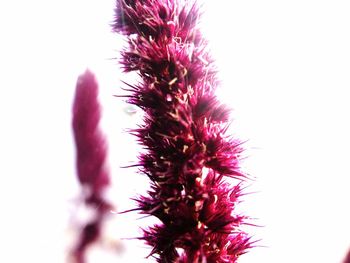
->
[113,0,253,262]
[71,70,112,263]
[344,249,350,263]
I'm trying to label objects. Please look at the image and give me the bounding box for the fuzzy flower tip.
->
[72,70,110,198]
[71,70,112,263]
[114,0,253,262]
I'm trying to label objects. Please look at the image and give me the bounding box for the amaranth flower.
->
[113,1,254,262]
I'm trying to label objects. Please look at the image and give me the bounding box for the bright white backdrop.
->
[1,0,349,262]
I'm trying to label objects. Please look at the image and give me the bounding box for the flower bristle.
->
[114,0,253,262]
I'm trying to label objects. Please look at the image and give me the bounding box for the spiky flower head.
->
[113,0,253,262]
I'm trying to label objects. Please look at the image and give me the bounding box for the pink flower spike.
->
[72,70,110,196]
[344,249,350,263]
[113,0,254,262]
[71,70,112,263]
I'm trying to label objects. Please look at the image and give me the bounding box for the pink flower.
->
[71,70,112,263]
[344,249,350,263]
[72,70,109,195]
[114,0,253,262]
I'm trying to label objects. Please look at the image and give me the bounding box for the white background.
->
[0,0,349,262]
